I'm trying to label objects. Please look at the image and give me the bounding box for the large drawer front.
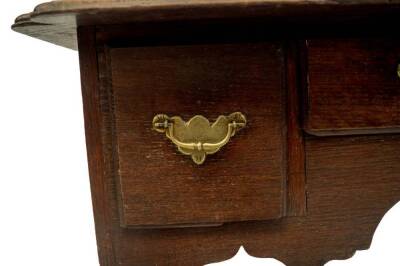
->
[108,43,287,227]
[305,39,400,136]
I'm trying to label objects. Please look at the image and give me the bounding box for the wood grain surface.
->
[108,43,287,227]
[10,0,400,263]
[13,1,400,49]
[286,41,307,216]
[78,27,116,266]
[74,23,400,265]
[305,39,400,135]
[59,14,400,266]
[80,36,400,261]
[109,135,397,266]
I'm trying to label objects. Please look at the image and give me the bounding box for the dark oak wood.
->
[305,39,400,136]
[286,41,307,216]
[108,43,287,227]
[77,26,116,266]
[12,1,400,49]
[14,1,400,265]
[77,43,400,262]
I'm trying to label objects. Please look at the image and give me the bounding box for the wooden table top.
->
[12,0,400,50]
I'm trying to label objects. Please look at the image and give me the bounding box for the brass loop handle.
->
[152,112,247,165]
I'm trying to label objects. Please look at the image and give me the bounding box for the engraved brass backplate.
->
[152,112,247,164]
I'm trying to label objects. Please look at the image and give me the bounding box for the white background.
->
[1,2,399,266]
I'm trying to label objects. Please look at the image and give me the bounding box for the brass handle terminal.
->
[397,63,400,79]
[152,112,247,164]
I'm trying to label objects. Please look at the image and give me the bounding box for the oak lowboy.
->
[13,1,400,265]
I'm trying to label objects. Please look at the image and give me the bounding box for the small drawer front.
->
[305,39,400,136]
[108,43,287,227]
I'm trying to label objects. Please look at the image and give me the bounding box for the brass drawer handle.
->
[397,63,400,78]
[152,112,247,164]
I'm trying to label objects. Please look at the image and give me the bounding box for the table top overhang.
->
[12,0,400,50]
